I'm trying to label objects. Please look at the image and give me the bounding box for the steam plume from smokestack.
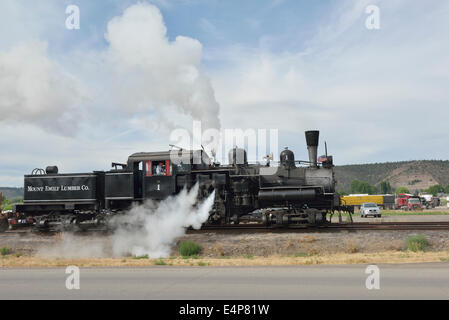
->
[105,3,221,130]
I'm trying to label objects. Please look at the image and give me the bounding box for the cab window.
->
[145,161,152,176]
[146,160,172,176]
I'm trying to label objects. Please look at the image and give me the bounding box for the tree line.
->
[339,180,449,196]
[1,194,23,211]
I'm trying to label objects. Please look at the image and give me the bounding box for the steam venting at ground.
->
[0,2,221,133]
[111,184,214,258]
[37,232,109,259]
[37,184,215,259]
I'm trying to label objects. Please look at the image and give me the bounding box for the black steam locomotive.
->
[9,130,346,231]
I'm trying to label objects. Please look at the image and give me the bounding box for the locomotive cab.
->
[126,150,211,201]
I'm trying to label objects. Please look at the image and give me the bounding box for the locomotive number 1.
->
[157,184,160,191]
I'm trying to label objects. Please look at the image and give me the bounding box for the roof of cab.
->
[127,150,209,163]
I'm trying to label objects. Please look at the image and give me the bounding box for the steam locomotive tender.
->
[11,130,345,230]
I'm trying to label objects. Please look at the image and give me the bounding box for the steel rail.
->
[2,221,449,235]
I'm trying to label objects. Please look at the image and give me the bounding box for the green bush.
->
[295,252,313,257]
[133,254,149,259]
[178,241,202,257]
[406,235,429,252]
[154,259,166,265]
[395,187,410,194]
[0,247,11,256]
[350,180,378,195]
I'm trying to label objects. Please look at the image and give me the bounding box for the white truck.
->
[421,194,434,209]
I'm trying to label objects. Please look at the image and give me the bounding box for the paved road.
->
[1,263,448,299]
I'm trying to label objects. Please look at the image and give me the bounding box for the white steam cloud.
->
[111,184,214,258]
[37,232,109,259]
[104,3,221,130]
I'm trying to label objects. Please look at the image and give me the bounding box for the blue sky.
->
[22,1,332,57]
[1,0,449,186]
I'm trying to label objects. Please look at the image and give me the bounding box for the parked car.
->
[360,203,381,218]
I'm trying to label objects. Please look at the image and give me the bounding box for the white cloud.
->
[0,42,85,133]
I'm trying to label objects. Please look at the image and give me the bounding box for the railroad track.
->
[327,221,449,231]
[193,221,449,232]
[2,221,449,236]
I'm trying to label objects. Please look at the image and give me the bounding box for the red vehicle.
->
[396,193,411,208]
[407,197,423,210]
[395,193,422,210]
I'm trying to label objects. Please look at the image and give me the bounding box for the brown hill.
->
[2,161,449,197]
[0,187,23,199]
[334,160,449,193]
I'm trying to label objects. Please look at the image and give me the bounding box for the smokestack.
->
[305,130,319,167]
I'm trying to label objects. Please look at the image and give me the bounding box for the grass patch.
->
[178,240,202,257]
[246,254,254,259]
[295,253,313,257]
[338,210,449,217]
[382,210,449,216]
[1,251,449,267]
[14,252,23,258]
[1,247,11,256]
[406,235,430,252]
[197,261,207,266]
[133,254,149,259]
[154,259,166,265]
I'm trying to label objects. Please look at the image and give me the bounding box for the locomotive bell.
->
[280,147,295,168]
[305,130,319,167]
[228,147,247,166]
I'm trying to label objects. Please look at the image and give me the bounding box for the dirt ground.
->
[1,214,448,267]
[1,220,448,257]
[1,228,448,257]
